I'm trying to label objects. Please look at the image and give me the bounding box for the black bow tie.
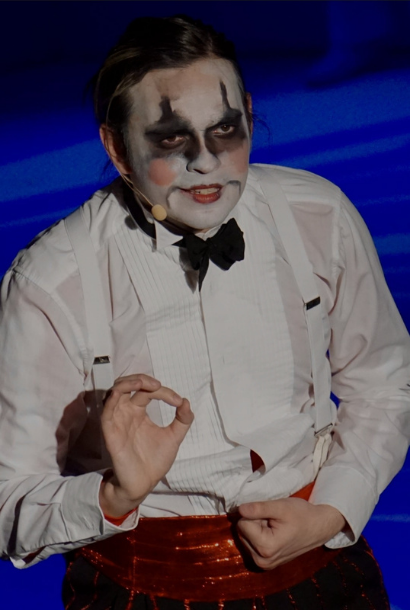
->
[177,218,245,290]
[123,184,245,290]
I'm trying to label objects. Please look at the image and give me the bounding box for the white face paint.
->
[124,58,251,232]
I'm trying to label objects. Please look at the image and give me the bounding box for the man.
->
[0,15,409,609]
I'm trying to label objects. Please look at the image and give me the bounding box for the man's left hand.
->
[237,498,346,570]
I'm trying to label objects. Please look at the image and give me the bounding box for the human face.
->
[124,58,251,232]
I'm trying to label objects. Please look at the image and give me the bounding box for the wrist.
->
[315,504,346,539]
[99,470,141,518]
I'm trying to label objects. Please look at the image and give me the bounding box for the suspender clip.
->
[93,355,111,365]
[314,423,333,438]
[313,424,334,475]
[306,296,321,310]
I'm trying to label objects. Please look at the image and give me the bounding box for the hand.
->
[99,374,193,517]
[237,498,346,570]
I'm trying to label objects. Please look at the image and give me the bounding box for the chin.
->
[176,201,239,231]
[184,209,233,232]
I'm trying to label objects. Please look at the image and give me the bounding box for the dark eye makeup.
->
[156,120,241,149]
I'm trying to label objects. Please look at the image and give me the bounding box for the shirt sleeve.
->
[0,270,139,568]
[309,191,410,547]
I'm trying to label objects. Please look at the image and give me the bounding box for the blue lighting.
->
[1,2,409,608]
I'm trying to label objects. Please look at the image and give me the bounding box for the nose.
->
[186,140,220,174]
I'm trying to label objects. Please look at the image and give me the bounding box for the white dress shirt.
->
[0,164,409,568]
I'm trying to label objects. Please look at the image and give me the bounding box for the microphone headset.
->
[120,173,168,222]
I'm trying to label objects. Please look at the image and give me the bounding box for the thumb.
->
[168,398,194,443]
[239,499,287,520]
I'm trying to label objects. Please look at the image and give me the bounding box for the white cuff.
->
[309,465,378,549]
[102,507,140,534]
[61,472,139,540]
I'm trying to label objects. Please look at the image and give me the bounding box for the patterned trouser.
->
[63,537,390,610]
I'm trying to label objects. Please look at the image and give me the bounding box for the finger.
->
[238,536,272,569]
[237,518,272,554]
[130,386,185,408]
[106,375,166,411]
[106,375,161,406]
[114,374,161,391]
[236,520,280,568]
[168,398,194,442]
[103,379,144,414]
[102,380,144,422]
[239,499,288,520]
[174,397,194,425]
[110,378,143,397]
[238,518,298,567]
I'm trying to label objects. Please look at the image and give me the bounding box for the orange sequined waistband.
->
[79,482,341,602]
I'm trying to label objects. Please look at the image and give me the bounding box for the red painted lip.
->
[180,184,224,205]
[181,184,223,191]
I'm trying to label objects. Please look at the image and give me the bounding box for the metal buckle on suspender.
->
[306,296,321,310]
[305,294,332,474]
[92,356,112,408]
[315,423,333,439]
[313,423,334,476]
[93,356,110,365]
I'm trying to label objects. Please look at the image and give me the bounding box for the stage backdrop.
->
[0,3,409,609]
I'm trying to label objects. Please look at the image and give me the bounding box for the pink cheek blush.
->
[148,159,177,187]
[225,144,250,175]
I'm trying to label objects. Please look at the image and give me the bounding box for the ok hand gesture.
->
[99,374,193,517]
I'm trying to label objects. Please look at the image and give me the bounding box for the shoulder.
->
[8,179,127,296]
[247,163,345,245]
[246,164,347,283]
[247,163,342,210]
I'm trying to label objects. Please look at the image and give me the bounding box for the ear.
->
[99,124,132,175]
[245,92,253,137]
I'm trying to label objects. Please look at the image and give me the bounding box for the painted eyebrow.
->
[210,108,243,128]
[144,114,193,139]
[144,108,243,141]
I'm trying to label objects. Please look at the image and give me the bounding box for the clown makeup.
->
[122,58,252,232]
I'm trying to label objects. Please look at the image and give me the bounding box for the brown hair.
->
[92,14,251,157]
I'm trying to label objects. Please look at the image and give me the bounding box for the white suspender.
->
[65,208,114,402]
[255,166,334,471]
[65,172,334,472]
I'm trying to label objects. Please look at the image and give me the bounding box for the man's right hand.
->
[99,374,193,518]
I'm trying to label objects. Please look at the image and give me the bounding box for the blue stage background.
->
[0,2,409,608]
